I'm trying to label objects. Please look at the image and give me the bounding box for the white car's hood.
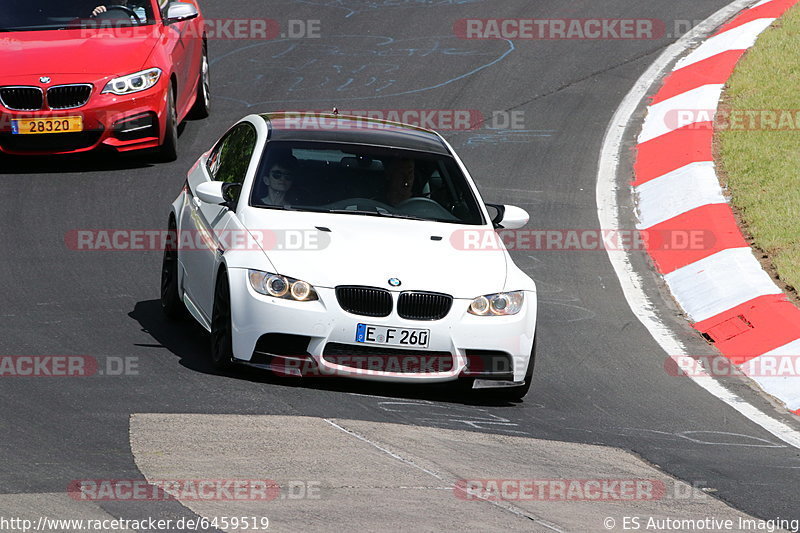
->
[239,209,508,298]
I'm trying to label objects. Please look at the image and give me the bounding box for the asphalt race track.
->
[1,1,799,531]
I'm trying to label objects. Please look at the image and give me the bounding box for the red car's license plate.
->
[12,117,83,135]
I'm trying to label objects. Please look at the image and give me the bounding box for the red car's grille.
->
[47,84,92,110]
[0,87,44,111]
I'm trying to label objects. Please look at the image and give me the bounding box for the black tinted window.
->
[209,123,258,186]
[1,0,155,30]
[250,141,484,225]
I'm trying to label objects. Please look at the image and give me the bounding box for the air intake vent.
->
[47,84,92,110]
[335,286,393,317]
[397,291,452,321]
[323,343,453,373]
[0,130,103,152]
[0,87,43,111]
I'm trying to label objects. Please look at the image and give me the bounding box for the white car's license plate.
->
[356,324,430,348]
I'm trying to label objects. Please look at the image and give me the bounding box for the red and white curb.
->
[634,0,800,414]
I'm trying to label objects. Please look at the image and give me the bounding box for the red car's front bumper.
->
[0,78,168,156]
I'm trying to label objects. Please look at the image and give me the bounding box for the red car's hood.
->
[0,28,160,78]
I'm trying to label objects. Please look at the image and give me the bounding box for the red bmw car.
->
[0,0,209,160]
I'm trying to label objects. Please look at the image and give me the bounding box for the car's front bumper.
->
[227,268,537,384]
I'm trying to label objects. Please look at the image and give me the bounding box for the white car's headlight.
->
[468,291,524,316]
[102,68,161,95]
[248,270,318,301]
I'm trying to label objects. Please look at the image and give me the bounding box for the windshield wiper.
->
[0,24,79,31]
[374,212,428,221]
[259,205,384,216]
[255,204,427,221]
[324,209,427,221]
[326,209,386,217]
[285,205,330,212]
[252,204,316,212]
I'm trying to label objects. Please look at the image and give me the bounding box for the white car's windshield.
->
[1,0,155,30]
[250,141,486,225]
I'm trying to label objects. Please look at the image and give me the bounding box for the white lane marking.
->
[323,418,565,532]
[677,430,786,447]
[375,399,527,433]
[743,341,800,410]
[324,418,446,480]
[595,0,800,448]
[663,247,782,322]
[608,426,784,447]
[675,18,776,70]
[638,84,724,143]
[635,161,726,228]
[346,397,526,434]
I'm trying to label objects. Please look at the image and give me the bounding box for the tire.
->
[189,46,210,119]
[160,219,186,320]
[485,334,537,402]
[210,271,235,371]
[156,85,178,162]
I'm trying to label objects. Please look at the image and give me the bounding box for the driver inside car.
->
[90,0,146,21]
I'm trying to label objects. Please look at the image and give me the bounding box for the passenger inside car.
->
[383,157,416,206]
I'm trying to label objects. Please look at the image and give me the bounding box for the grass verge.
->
[717,4,800,291]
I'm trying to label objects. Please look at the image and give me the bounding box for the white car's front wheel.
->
[210,271,235,371]
[160,218,186,320]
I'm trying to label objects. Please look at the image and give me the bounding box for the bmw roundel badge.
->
[388,278,401,287]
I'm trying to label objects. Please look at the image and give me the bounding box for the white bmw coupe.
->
[161,113,538,400]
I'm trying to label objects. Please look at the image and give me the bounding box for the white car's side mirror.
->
[500,205,530,229]
[487,204,529,229]
[195,181,226,205]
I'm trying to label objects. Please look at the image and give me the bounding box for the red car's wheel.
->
[190,46,210,119]
[156,85,178,162]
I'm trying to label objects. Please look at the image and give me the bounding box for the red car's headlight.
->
[102,68,161,96]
